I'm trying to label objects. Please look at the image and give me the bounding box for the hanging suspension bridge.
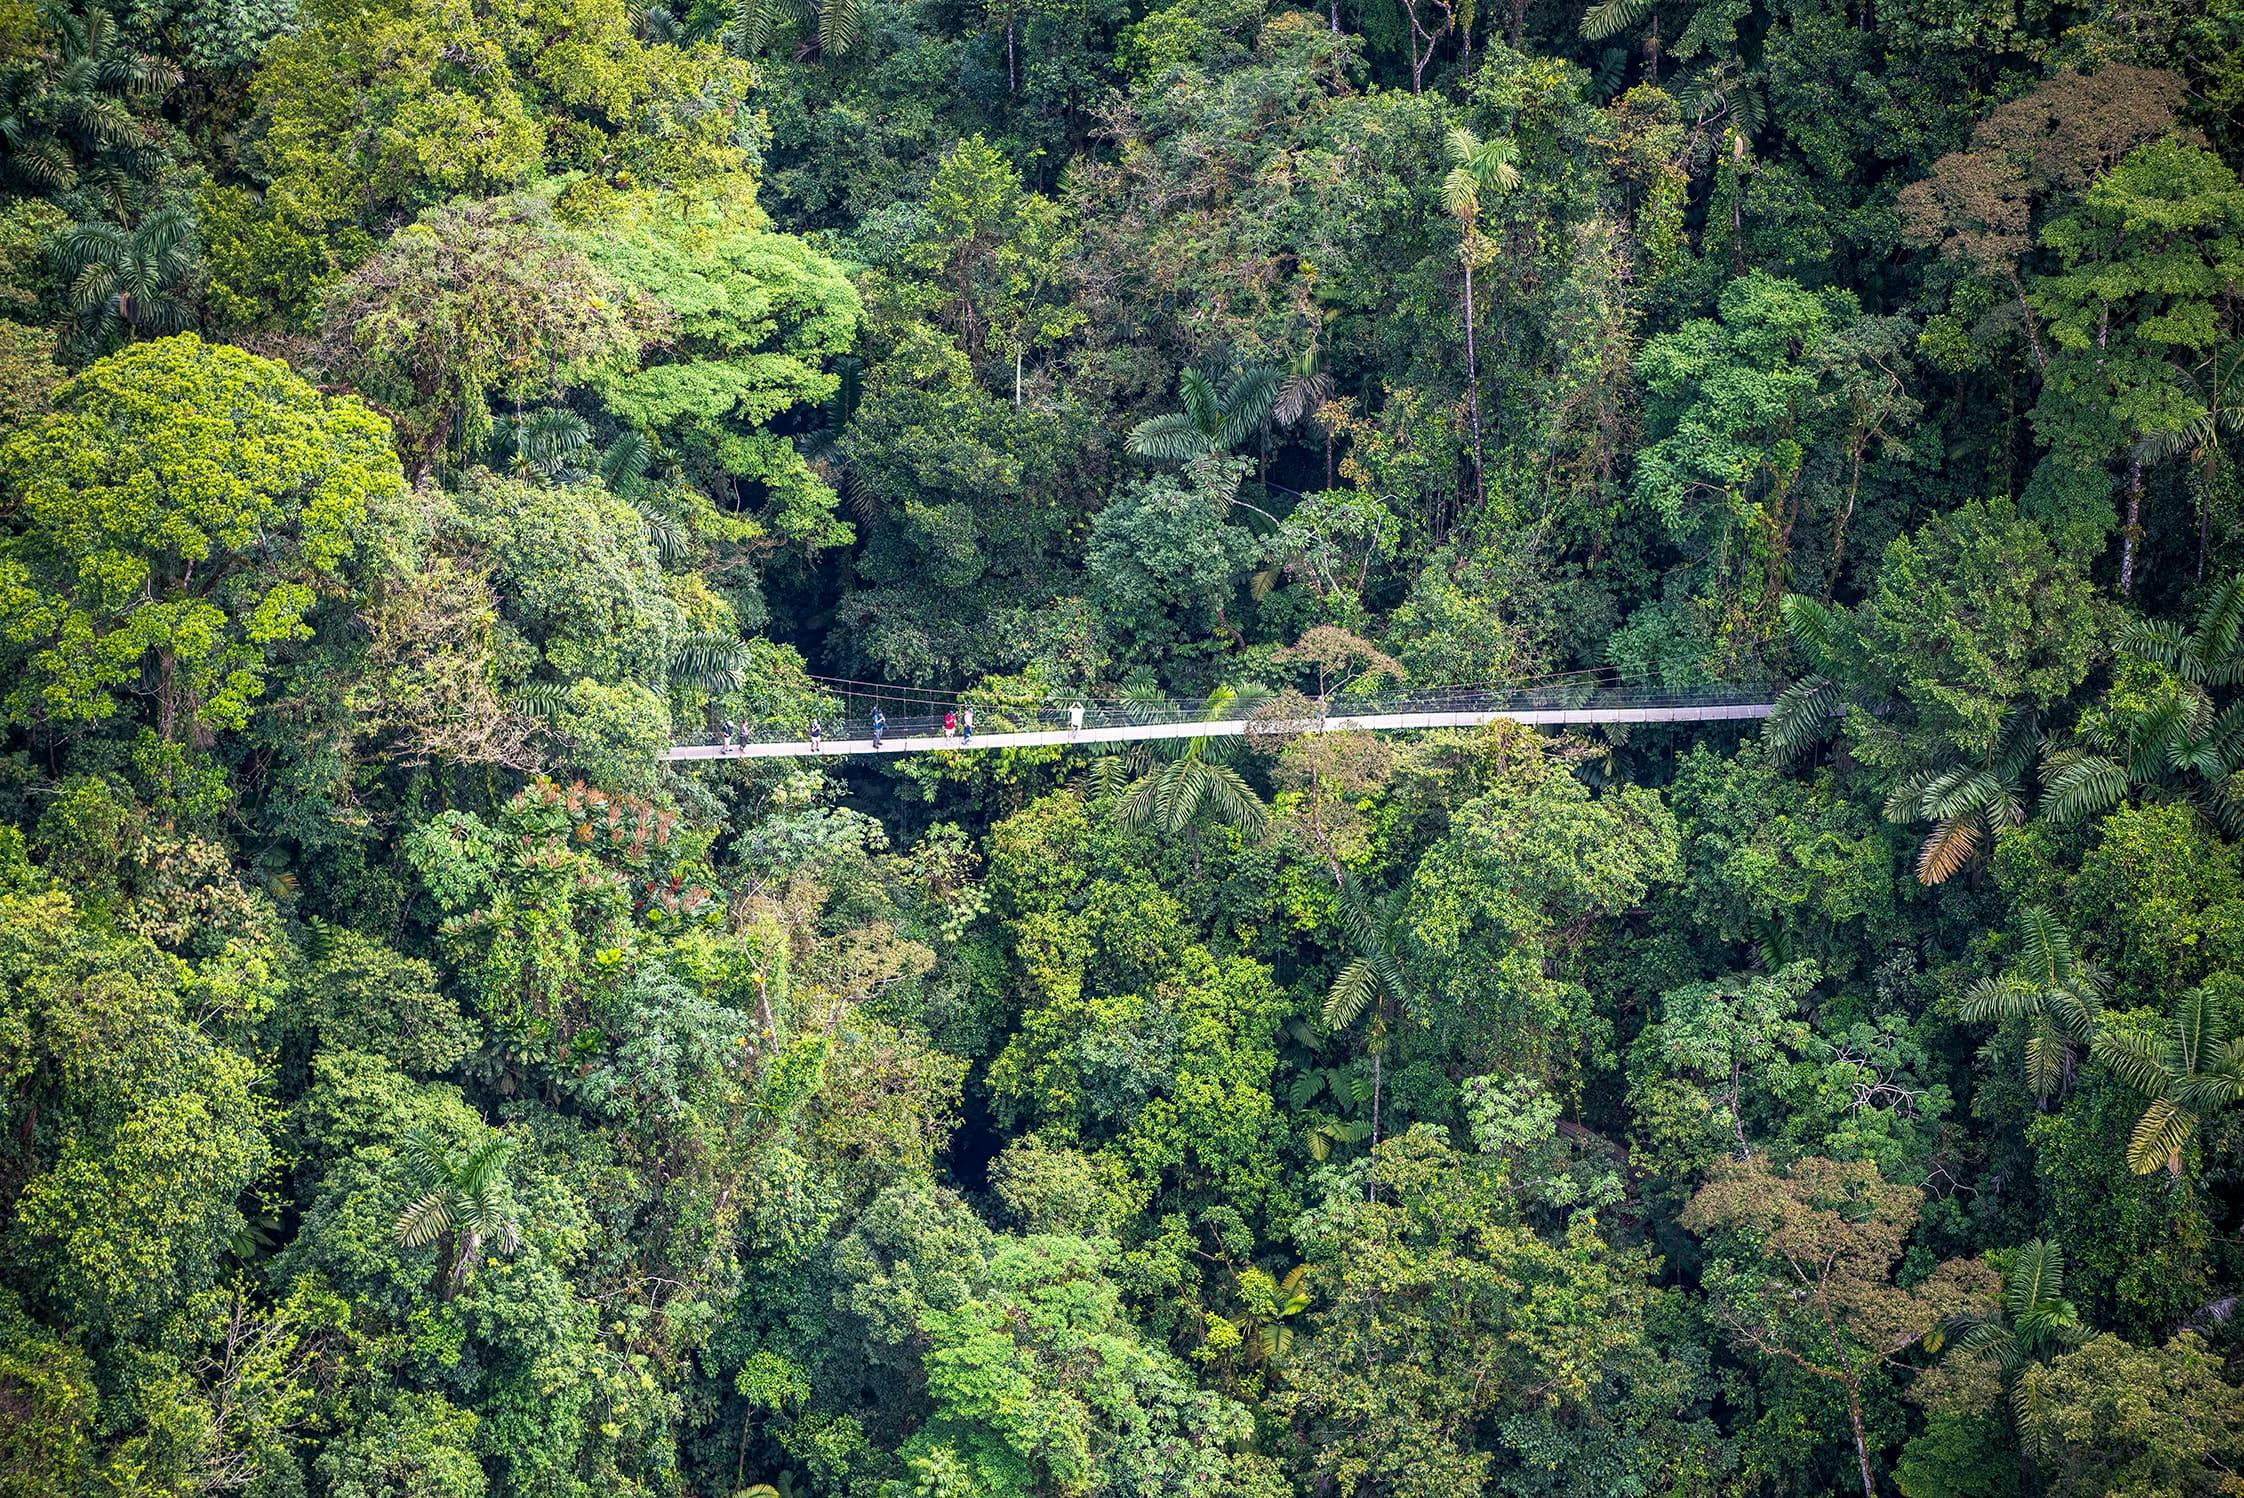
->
[667,672,1781,761]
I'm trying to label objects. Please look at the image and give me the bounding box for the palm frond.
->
[513,681,572,722]
[456,1134,514,1196]
[1127,411,1211,463]
[600,429,655,497]
[1764,675,1843,764]
[1958,975,2032,1024]
[635,501,688,565]
[1178,367,1221,436]
[395,1190,456,1249]
[2126,1095,2194,1175]
[1916,814,1982,885]
[2039,753,2127,826]
[1216,363,1280,449]
[672,631,750,695]
[1324,957,1378,1030]
[1579,0,1652,40]
[2093,1024,2172,1098]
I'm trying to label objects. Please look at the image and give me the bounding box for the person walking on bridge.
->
[871,708,885,748]
[961,704,974,743]
[809,720,823,753]
[943,709,957,740]
[1069,701,1083,738]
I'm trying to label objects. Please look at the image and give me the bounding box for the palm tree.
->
[1441,126,1518,510]
[672,631,751,697]
[1766,593,2042,884]
[729,0,861,57]
[1126,364,1281,466]
[0,0,175,203]
[2134,348,2244,581]
[1883,709,2042,886]
[394,1127,522,1298]
[1095,684,1269,841]
[2092,982,2244,1175]
[1764,594,1855,765]
[506,407,594,482]
[1273,344,1338,485]
[1579,0,1661,81]
[2040,682,2244,837]
[56,206,198,354]
[1933,1238,2087,1439]
[1323,872,1422,1166]
[2118,571,2244,688]
[1959,908,2108,1103]
[2041,575,2244,836]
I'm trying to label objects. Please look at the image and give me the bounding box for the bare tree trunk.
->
[2121,452,2143,595]
[1330,0,1339,34]
[1462,256,1486,508]
[2199,469,2212,580]
[1845,1384,1876,1498]
[1367,1046,1383,1202]
[2008,271,2048,373]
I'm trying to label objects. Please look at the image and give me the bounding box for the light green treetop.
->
[0,334,404,741]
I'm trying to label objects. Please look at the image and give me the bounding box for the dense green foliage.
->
[3,0,2244,1493]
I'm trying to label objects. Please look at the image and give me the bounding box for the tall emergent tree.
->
[0,334,405,742]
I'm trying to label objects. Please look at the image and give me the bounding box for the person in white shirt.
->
[1068,701,1083,737]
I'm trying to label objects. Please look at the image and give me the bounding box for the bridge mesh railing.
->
[682,672,1779,749]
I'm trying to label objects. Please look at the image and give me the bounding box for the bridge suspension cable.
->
[673,675,1780,761]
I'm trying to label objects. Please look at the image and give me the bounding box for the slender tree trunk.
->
[1845,1383,1876,1498]
[2007,271,2048,374]
[2198,467,2212,580]
[1462,255,1486,508]
[1330,0,1339,34]
[2121,452,2143,595]
[1367,1046,1383,1202]
[1007,9,1017,93]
